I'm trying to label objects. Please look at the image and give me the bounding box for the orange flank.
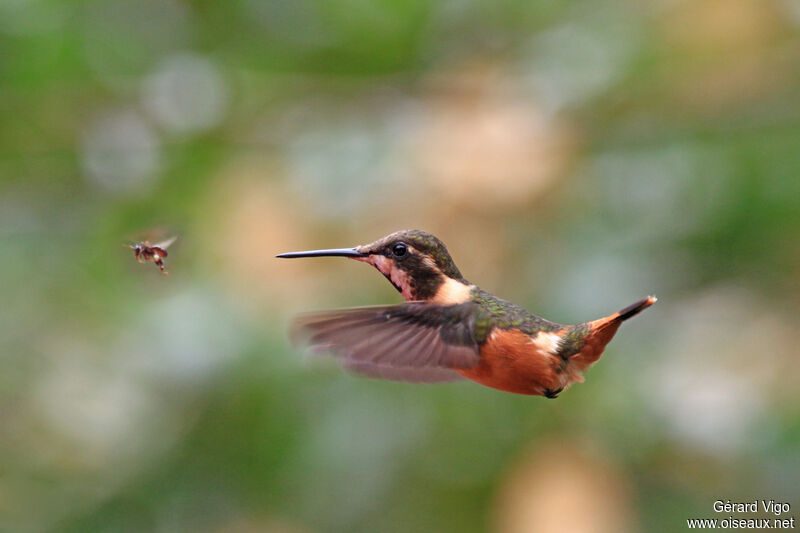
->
[458,329,565,396]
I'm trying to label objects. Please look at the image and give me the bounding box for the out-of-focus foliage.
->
[1,0,799,532]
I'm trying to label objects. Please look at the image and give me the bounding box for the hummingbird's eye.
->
[391,243,407,258]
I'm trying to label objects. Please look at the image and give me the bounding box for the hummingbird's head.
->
[277,230,470,302]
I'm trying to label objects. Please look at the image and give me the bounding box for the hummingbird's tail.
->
[588,295,657,333]
[614,295,658,323]
[570,296,657,370]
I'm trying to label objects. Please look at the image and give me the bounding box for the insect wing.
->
[154,236,177,250]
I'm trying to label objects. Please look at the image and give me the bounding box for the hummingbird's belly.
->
[456,328,586,396]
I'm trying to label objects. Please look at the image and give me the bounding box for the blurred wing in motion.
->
[155,236,177,249]
[342,360,466,383]
[292,302,483,382]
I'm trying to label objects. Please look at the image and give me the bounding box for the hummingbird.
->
[277,230,656,397]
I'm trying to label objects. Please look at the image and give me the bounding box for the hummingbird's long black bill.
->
[276,247,366,259]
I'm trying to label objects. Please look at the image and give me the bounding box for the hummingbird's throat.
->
[360,255,418,300]
[358,254,472,304]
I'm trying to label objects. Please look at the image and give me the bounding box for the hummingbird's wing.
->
[291,302,482,382]
[340,360,466,383]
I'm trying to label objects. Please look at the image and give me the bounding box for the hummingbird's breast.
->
[431,277,473,305]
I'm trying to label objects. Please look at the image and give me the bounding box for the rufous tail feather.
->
[573,295,657,369]
[614,295,657,322]
[589,295,657,332]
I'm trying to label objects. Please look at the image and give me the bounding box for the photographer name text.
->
[686,500,795,529]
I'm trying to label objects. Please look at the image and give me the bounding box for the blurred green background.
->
[1,0,799,531]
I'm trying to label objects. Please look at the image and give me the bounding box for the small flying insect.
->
[125,236,177,274]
